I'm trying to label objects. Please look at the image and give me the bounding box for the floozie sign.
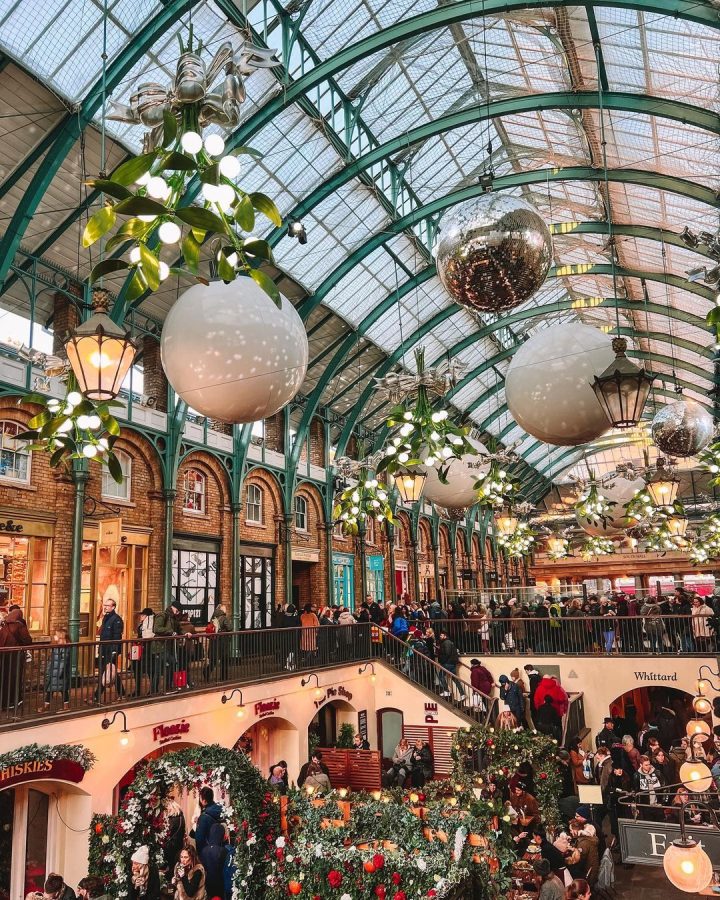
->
[152,720,191,745]
[255,699,280,719]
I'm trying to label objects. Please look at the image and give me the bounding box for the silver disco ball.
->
[435,193,552,313]
[651,398,714,458]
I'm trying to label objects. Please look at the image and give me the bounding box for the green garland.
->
[0,742,95,772]
[88,744,279,898]
[450,726,562,826]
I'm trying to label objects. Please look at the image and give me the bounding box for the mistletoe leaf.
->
[175,206,228,234]
[181,231,200,273]
[88,180,133,201]
[111,151,159,187]
[249,192,282,227]
[89,258,130,284]
[114,196,168,217]
[249,269,281,307]
[82,205,116,248]
[162,110,178,149]
[107,452,124,484]
[139,244,161,291]
[160,150,195,171]
[234,195,255,232]
[27,411,51,429]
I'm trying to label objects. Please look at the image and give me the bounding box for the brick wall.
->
[141,336,168,413]
[52,290,81,357]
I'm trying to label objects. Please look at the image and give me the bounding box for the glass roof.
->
[0,0,718,497]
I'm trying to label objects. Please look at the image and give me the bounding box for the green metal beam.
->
[296,169,717,323]
[0,0,198,292]
[267,92,720,245]
[586,9,610,92]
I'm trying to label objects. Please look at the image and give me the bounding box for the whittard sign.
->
[619,819,720,869]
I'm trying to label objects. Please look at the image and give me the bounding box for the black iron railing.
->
[0,623,372,726]
[430,614,717,656]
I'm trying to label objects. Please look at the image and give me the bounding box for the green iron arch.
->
[266,92,720,246]
[295,167,717,324]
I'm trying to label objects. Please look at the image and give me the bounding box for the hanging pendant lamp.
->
[591,338,655,428]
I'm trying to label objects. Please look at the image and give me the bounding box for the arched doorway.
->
[234,716,298,781]
[377,707,404,766]
[308,699,357,749]
[114,741,199,810]
[608,687,706,749]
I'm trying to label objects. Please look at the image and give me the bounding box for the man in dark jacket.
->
[498,674,524,724]
[368,599,384,625]
[151,602,182,692]
[595,717,621,749]
[437,630,464,699]
[535,694,562,741]
[469,658,493,697]
[193,789,227,899]
[95,598,125,702]
[281,603,299,669]
[409,739,433,787]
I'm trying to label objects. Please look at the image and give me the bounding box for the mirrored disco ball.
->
[651,398,714,458]
[435,194,552,313]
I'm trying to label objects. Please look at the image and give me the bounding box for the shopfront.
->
[0,754,92,900]
[172,537,220,626]
[239,542,274,629]
[332,552,354,608]
[80,522,150,639]
[0,510,54,637]
[418,562,433,603]
[394,561,409,600]
[366,554,384,604]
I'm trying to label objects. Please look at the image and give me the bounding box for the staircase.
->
[378,632,497,727]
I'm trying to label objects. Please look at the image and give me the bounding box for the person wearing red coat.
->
[533,674,569,717]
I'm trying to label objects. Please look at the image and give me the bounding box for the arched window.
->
[246,483,263,524]
[102,449,131,500]
[182,468,206,513]
[294,494,308,532]
[0,421,30,483]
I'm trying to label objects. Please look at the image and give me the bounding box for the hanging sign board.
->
[98,517,122,546]
[0,759,86,790]
[618,819,720,869]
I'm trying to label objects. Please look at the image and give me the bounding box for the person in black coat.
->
[281,604,299,670]
[409,739,434,787]
[94,598,125,702]
[595,717,621,749]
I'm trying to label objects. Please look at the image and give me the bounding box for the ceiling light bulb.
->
[218,155,241,178]
[181,131,203,154]
[158,222,181,244]
[204,134,225,156]
[147,176,170,200]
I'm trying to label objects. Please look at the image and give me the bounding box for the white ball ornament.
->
[204,134,225,156]
[181,131,203,154]
[219,155,241,178]
[505,323,615,446]
[160,279,308,424]
[576,477,645,536]
[421,437,489,508]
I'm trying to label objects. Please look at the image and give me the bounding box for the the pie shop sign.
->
[0,758,86,790]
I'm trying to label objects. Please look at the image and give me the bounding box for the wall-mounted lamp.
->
[101,710,134,750]
[221,688,246,719]
[358,662,376,683]
[301,673,324,700]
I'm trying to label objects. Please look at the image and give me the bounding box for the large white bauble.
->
[421,437,489,508]
[576,477,645,536]
[505,323,615,446]
[161,279,308,423]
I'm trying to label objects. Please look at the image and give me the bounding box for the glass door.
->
[1,786,51,900]
[241,555,272,629]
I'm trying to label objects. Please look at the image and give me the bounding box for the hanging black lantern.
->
[591,337,654,428]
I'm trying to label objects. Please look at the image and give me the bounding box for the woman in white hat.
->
[129,846,160,900]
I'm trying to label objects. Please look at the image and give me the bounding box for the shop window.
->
[172,547,218,625]
[246,483,263,524]
[365,517,375,544]
[80,541,147,638]
[241,554,273,628]
[182,468,206,513]
[294,495,308,532]
[0,420,30,482]
[0,535,49,633]
[101,449,131,500]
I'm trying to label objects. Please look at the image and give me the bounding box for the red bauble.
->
[364,862,376,874]
[393,892,407,900]
[288,881,302,895]
[327,870,343,889]
[392,873,402,885]
[375,887,386,899]
[94,823,103,834]
[539,772,548,780]
[418,793,426,803]
[372,853,385,869]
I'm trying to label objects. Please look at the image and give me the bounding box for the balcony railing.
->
[430,614,718,656]
[0,624,372,729]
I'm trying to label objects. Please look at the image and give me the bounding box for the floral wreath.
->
[89,745,280,899]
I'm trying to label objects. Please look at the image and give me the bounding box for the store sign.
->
[358,710,368,739]
[634,671,678,682]
[292,547,320,563]
[255,699,280,719]
[0,758,85,789]
[152,720,190,745]
[0,519,23,533]
[424,702,438,724]
[98,517,122,546]
[367,555,384,572]
[314,685,353,709]
[618,819,720,868]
